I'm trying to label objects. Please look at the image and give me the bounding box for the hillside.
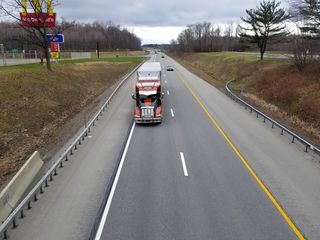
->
[0,56,143,186]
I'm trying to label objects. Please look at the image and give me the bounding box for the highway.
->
[6,53,320,240]
[94,55,298,240]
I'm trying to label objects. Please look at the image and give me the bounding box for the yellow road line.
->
[176,69,305,240]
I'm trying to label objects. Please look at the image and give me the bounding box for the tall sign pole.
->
[0,44,5,66]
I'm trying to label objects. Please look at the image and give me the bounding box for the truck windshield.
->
[139,94,157,101]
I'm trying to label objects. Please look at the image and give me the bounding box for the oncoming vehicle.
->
[132,91,163,123]
[132,62,164,123]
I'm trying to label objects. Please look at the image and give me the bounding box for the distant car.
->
[161,55,165,58]
[166,66,174,71]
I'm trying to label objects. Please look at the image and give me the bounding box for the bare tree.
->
[175,21,242,53]
[291,34,313,71]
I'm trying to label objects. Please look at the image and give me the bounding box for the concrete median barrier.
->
[0,151,43,223]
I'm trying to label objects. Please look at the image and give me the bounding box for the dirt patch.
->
[171,52,320,147]
[0,60,140,187]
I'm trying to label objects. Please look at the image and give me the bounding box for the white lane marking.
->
[165,80,168,84]
[94,122,136,240]
[170,108,175,117]
[167,90,170,95]
[180,152,189,177]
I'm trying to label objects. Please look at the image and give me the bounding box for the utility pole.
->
[96,42,100,59]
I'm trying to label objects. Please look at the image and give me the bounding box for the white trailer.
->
[137,62,161,81]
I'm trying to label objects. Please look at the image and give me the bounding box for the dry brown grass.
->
[0,60,140,186]
[172,52,320,147]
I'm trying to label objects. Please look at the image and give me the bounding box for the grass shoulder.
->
[0,56,143,186]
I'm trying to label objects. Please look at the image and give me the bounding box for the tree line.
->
[171,0,320,69]
[0,21,141,52]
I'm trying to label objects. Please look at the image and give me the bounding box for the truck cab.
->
[132,87,163,123]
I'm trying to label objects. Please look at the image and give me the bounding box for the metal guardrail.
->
[0,62,143,239]
[225,79,320,156]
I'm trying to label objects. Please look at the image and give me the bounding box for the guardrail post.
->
[292,136,295,143]
[13,218,17,228]
[34,193,38,202]
[272,122,274,128]
[20,209,25,219]
[4,229,8,239]
[27,201,32,209]
[281,129,284,135]
[59,161,63,168]
[305,145,309,152]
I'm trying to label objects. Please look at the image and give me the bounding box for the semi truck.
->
[132,62,163,123]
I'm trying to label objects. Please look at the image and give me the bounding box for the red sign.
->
[20,13,56,27]
[51,43,59,52]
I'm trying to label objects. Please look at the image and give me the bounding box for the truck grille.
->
[141,107,154,118]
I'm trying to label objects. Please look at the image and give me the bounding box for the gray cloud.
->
[57,0,287,26]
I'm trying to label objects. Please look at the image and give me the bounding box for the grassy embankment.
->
[171,52,320,148]
[0,55,143,186]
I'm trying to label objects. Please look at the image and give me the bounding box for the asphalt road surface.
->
[95,55,299,240]
[7,53,320,240]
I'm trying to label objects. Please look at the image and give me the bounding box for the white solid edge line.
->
[94,122,136,240]
[170,108,175,117]
[167,90,170,95]
[180,152,189,177]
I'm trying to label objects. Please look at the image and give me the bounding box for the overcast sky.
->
[56,0,289,44]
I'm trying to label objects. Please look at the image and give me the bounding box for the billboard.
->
[20,0,56,27]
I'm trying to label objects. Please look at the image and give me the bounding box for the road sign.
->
[47,34,64,43]
[51,52,59,59]
[50,43,59,53]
